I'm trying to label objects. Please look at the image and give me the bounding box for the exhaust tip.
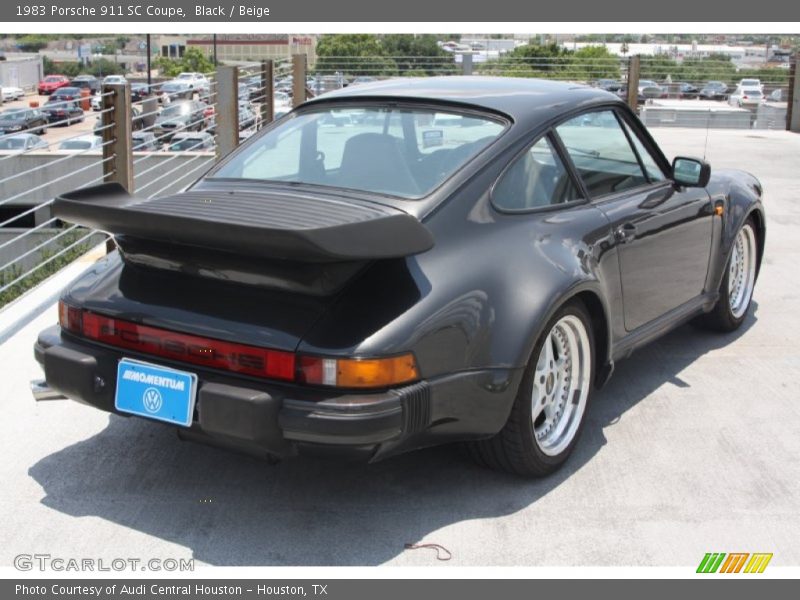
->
[31,379,67,402]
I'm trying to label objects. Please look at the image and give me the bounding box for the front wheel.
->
[698,219,758,332]
[467,300,594,476]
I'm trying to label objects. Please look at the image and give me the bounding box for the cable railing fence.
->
[0,51,797,308]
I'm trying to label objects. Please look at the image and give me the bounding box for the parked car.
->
[93,106,145,135]
[153,100,206,141]
[699,81,729,100]
[102,75,127,85]
[729,87,764,108]
[0,107,48,135]
[638,80,666,99]
[130,83,153,103]
[158,81,193,103]
[349,76,378,86]
[737,78,763,92]
[131,131,160,152]
[167,131,215,152]
[70,75,101,93]
[42,99,84,125]
[768,88,788,102]
[90,93,103,111]
[0,133,48,151]
[206,101,260,134]
[50,87,83,103]
[175,72,209,90]
[676,82,699,98]
[1,86,25,102]
[38,75,71,95]
[40,78,765,477]
[57,135,102,152]
[595,78,622,92]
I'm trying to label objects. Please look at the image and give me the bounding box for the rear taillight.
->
[58,303,419,389]
[298,354,419,388]
[58,300,82,334]
[81,311,295,381]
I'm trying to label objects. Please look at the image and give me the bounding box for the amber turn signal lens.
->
[299,354,420,388]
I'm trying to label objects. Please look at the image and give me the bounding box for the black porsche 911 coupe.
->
[34,77,765,476]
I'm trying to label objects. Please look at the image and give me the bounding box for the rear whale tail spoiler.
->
[53,182,434,263]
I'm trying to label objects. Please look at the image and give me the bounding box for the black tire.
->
[696,218,758,332]
[466,299,595,477]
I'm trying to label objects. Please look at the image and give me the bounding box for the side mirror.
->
[672,156,710,187]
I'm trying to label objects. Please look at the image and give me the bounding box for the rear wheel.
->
[698,219,758,332]
[467,300,594,476]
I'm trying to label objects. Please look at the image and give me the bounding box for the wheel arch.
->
[520,283,613,392]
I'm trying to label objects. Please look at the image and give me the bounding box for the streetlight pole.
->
[146,34,151,87]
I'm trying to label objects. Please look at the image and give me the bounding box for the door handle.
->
[614,222,637,244]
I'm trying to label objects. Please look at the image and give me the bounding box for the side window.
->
[620,119,666,182]
[556,110,649,198]
[493,136,580,211]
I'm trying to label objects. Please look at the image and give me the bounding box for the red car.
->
[38,75,71,95]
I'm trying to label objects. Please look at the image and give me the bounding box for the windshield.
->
[0,110,24,120]
[0,138,26,149]
[60,140,92,150]
[210,106,505,198]
[161,103,192,117]
[44,77,61,82]
[170,138,208,151]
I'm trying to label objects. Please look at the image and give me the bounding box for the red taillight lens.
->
[80,312,295,381]
[58,300,82,334]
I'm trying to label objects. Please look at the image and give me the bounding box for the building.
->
[0,54,44,91]
[153,34,317,66]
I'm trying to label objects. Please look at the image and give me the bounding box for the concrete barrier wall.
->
[0,229,106,274]
[0,152,216,225]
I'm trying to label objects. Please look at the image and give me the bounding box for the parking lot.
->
[1,94,99,147]
[0,127,798,568]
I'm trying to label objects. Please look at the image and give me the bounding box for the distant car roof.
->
[306,76,621,125]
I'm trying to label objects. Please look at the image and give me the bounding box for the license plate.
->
[115,358,198,427]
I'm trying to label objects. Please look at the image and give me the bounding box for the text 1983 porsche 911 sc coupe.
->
[33,77,764,476]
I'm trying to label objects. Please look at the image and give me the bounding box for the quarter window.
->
[556,110,649,197]
[620,119,666,182]
[493,136,580,211]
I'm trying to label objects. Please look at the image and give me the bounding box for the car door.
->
[555,108,713,331]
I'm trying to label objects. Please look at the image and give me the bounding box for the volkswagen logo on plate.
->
[142,387,163,413]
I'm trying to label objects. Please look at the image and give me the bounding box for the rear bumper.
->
[35,326,518,461]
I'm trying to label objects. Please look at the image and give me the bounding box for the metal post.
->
[215,65,240,160]
[462,52,473,76]
[261,59,274,125]
[146,34,151,87]
[626,55,641,111]
[101,81,132,253]
[788,51,799,132]
[292,53,307,108]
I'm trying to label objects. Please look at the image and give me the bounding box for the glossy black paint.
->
[46,78,765,459]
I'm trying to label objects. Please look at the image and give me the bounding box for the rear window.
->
[210,105,506,198]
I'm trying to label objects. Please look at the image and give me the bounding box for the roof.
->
[305,76,623,124]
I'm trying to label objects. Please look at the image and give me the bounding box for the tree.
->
[16,34,50,52]
[154,47,215,78]
[620,42,630,56]
[380,34,455,75]
[315,34,398,77]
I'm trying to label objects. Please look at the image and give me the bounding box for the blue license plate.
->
[115,358,198,427]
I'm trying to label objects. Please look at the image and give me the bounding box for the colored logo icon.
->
[697,552,773,573]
